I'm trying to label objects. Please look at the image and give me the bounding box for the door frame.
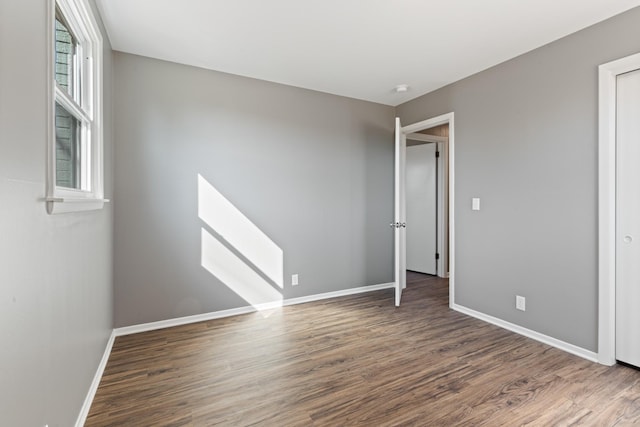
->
[598,52,640,365]
[401,112,455,307]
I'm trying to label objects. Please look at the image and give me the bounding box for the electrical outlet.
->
[516,295,526,311]
[292,274,299,286]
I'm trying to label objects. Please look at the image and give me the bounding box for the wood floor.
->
[87,272,640,426]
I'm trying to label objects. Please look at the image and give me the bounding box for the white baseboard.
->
[283,282,394,307]
[115,282,394,337]
[451,303,598,363]
[114,305,261,336]
[75,330,116,427]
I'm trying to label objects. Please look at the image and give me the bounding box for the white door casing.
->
[403,116,454,294]
[392,112,454,308]
[598,52,640,365]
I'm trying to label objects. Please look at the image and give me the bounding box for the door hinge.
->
[436,151,440,158]
[435,253,440,260]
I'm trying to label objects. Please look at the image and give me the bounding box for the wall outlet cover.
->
[472,198,481,211]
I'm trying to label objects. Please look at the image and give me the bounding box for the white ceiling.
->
[95,0,640,106]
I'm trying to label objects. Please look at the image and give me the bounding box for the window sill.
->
[45,197,109,214]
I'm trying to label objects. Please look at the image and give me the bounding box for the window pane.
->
[55,12,77,99]
[55,103,81,189]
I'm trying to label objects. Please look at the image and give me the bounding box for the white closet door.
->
[616,68,640,367]
[406,144,437,275]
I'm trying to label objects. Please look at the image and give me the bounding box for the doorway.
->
[406,142,437,275]
[598,52,640,365]
[406,126,448,277]
[392,113,455,307]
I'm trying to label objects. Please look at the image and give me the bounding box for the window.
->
[47,0,104,214]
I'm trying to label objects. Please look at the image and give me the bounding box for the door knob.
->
[624,235,633,243]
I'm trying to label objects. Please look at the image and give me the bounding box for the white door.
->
[406,144,437,275]
[616,68,640,367]
[393,117,407,306]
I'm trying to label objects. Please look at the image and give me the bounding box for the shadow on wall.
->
[197,174,284,310]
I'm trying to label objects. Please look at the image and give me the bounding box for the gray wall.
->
[113,53,394,327]
[0,1,114,426]
[397,7,640,352]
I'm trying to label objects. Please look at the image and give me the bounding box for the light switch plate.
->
[472,198,480,211]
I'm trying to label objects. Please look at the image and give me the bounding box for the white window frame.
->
[46,0,105,214]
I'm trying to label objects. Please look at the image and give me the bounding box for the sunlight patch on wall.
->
[201,228,283,310]
[198,174,284,288]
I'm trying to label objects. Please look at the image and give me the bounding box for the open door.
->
[393,117,407,306]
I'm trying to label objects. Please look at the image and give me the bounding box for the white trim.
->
[115,282,395,336]
[449,114,455,298]
[452,303,598,363]
[115,306,262,336]
[284,282,394,306]
[47,0,56,205]
[406,133,448,144]
[75,330,116,427]
[598,52,640,366]
[400,112,455,301]
[402,114,452,134]
[45,197,108,214]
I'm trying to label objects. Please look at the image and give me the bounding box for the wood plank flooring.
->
[86,272,640,426]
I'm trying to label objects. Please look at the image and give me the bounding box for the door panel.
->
[406,144,437,275]
[394,117,406,306]
[616,68,640,367]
